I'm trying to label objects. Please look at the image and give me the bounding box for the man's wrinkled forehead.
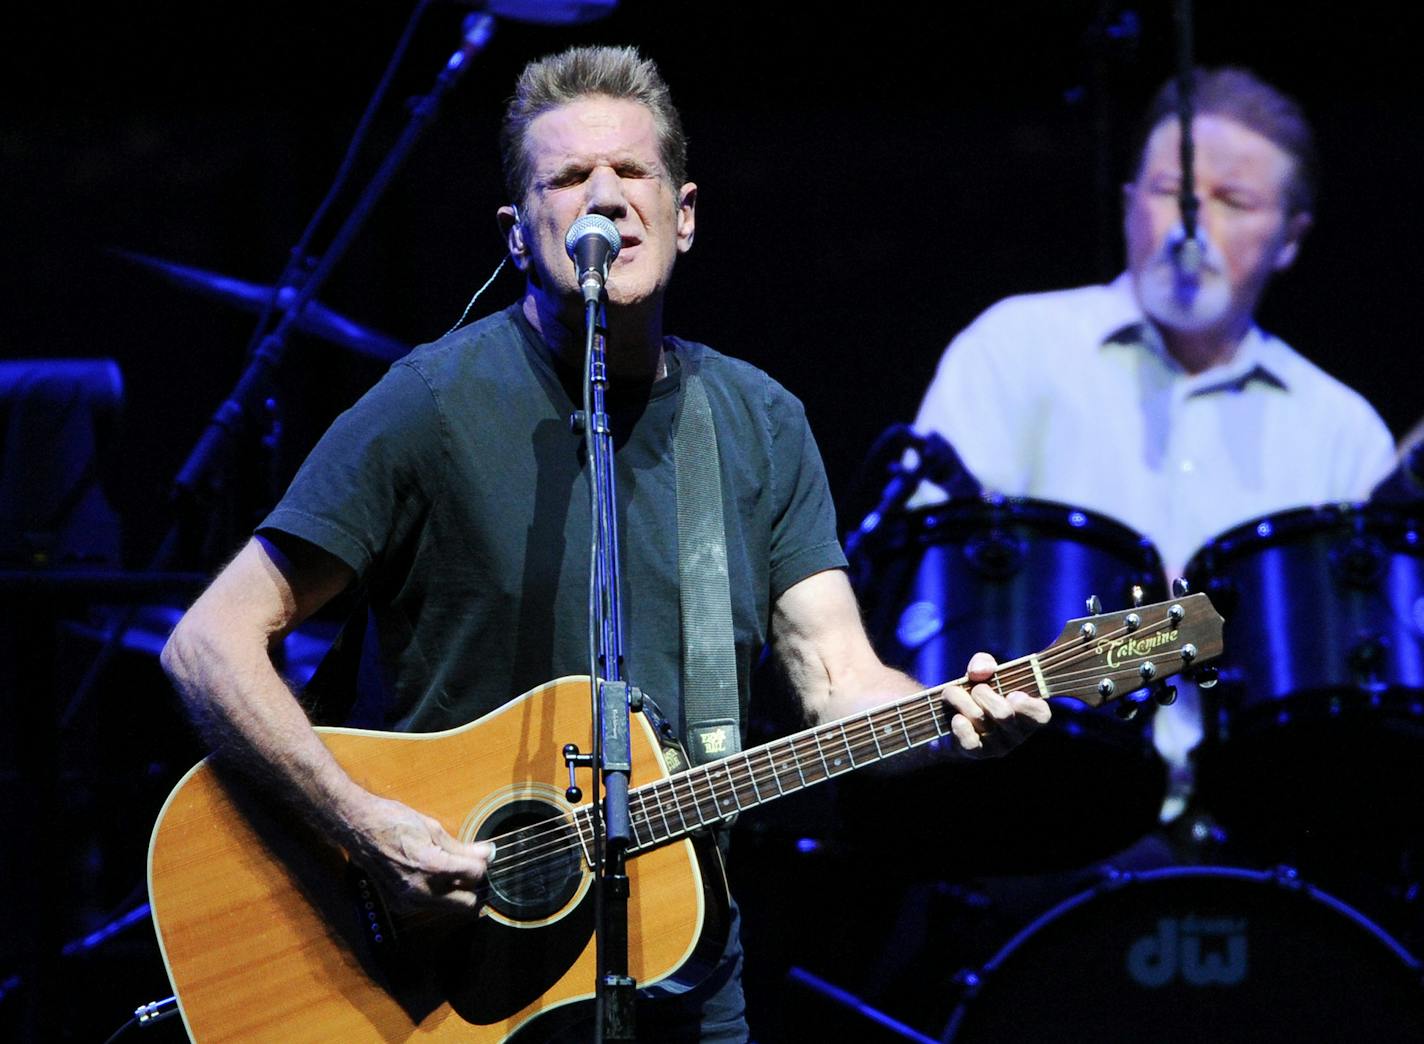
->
[1135,115,1299,194]
[523,96,669,186]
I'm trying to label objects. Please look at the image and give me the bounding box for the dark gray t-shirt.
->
[260,304,846,735]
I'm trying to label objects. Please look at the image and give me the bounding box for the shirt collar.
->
[1100,272,1291,392]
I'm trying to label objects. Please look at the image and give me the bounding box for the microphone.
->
[565,215,622,305]
[845,427,980,561]
[1173,228,1205,278]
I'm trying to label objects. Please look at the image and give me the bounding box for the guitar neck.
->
[563,590,1221,859]
[616,654,1046,855]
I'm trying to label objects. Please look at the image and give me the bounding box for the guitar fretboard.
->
[570,652,1046,859]
[492,593,1219,885]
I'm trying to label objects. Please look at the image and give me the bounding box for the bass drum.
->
[1185,505,1424,869]
[945,867,1424,1043]
[846,498,1168,875]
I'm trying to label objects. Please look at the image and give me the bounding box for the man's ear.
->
[496,204,530,271]
[1274,211,1312,272]
[675,183,697,254]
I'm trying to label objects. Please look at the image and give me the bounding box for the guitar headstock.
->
[1037,591,1224,707]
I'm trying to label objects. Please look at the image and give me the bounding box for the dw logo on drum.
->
[1126,916,1248,987]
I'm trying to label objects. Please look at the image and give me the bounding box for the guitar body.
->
[147,676,725,1043]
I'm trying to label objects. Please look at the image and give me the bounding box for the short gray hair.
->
[1134,67,1318,216]
[499,45,688,203]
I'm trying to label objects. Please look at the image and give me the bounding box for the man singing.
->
[161,45,1048,1041]
[914,67,1394,577]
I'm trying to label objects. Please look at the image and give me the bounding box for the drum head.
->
[947,867,1424,1042]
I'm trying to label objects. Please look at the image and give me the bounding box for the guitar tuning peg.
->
[1172,577,1190,597]
[1153,684,1177,707]
[1114,700,1139,721]
[1131,584,1145,607]
[1193,666,1219,690]
[1086,594,1102,615]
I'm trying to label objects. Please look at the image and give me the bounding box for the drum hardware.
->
[1347,631,1390,688]
[1333,533,1386,587]
[785,967,939,1044]
[964,528,1024,580]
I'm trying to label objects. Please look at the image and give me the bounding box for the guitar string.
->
[472,613,1198,890]
[473,611,1197,885]
[477,615,1196,890]
[382,613,1206,928]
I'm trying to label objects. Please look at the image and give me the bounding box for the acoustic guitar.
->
[147,593,1222,1041]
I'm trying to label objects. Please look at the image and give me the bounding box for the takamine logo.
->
[1095,629,1180,669]
[1126,916,1247,987]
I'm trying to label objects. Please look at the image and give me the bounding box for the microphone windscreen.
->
[564,215,622,261]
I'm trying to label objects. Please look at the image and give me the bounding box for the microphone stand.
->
[1174,0,1200,251]
[844,425,980,572]
[567,293,639,1042]
[59,12,496,727]
[172,13,495,513]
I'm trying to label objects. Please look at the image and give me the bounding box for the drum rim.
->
[965,864,1420,986]
[888,496,1164,570]
[1186,501,1424,572]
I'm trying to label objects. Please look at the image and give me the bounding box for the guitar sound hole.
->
[477,799,584,922]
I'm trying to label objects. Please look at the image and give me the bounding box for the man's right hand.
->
[163,537,496,920]
[344,794,495,916]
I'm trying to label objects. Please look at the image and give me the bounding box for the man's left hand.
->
[941,652,1051,757]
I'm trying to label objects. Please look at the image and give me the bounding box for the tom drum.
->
[847,498,1169,874]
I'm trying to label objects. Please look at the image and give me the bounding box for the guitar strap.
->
[672,348,742,768]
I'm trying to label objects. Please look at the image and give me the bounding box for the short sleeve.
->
[767,387,847,602]
[258,362,444,577]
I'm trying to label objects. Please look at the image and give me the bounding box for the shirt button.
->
[1180,459,1195,474]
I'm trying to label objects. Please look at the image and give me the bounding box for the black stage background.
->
[3,1,1421,1040]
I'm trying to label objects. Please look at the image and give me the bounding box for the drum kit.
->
[841,491,1424,1038]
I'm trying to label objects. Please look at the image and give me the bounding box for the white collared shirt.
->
[913,273,1396,576]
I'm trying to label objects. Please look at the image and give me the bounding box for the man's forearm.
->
[158,538,381,852]
[162,617,373,845]
[810,662,925,724]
